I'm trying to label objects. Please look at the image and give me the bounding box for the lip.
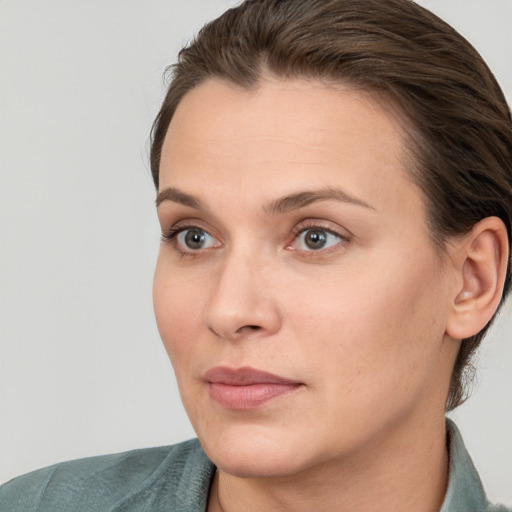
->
[203,366,303,410]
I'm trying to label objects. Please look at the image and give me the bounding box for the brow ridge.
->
[263,187,374,215]
[156,186,374,213]
[155,188,204,209]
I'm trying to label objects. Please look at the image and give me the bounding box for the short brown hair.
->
[150,0,512,410]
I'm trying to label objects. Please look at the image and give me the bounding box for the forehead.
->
[164,78,406,163]
[159,78,423,220]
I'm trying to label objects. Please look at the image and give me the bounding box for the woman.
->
[2,0,511,510]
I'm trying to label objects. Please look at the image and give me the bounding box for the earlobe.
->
[446,217,509,340]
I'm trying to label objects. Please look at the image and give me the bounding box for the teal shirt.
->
[1,420,510,511]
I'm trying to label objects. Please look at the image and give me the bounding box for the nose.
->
[204,251,281,341]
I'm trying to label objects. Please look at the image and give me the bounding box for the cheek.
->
[153,260,204,363]
[284,251,448,391]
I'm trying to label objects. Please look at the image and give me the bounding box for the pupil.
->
[185,229,205,249]
[305,230,326,249]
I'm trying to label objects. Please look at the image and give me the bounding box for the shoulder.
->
[0,438,215,512]
[442,419,512,512]
[486,506,512,512]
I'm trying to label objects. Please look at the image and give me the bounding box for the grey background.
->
[1,0,511,503]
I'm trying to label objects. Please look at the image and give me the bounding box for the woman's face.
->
[153,78,457,478]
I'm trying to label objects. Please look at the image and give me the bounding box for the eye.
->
[163,226,221,253]
[289,225,346,252]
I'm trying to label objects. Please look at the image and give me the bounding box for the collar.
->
[440,419,491,512]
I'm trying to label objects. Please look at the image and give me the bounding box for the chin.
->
[199,423,313,479]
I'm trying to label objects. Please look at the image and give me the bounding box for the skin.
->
[153,78,465,512]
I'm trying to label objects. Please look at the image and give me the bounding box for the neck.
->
[209,412,449,512]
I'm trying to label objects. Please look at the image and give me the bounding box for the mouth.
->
[203,366,303,410]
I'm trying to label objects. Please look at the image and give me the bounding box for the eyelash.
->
[161,225,193,243]
[160,224,216,257]
[161,221,348,256]
[288,222,348,253]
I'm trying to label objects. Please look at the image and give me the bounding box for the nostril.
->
[237,325,261,332]
[231,324,263,337]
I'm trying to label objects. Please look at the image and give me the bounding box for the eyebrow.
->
[263,187,374,214]
[155,188,206,209]
[155,186,374,213]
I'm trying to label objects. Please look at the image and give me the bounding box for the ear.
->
[446,217,509,340]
